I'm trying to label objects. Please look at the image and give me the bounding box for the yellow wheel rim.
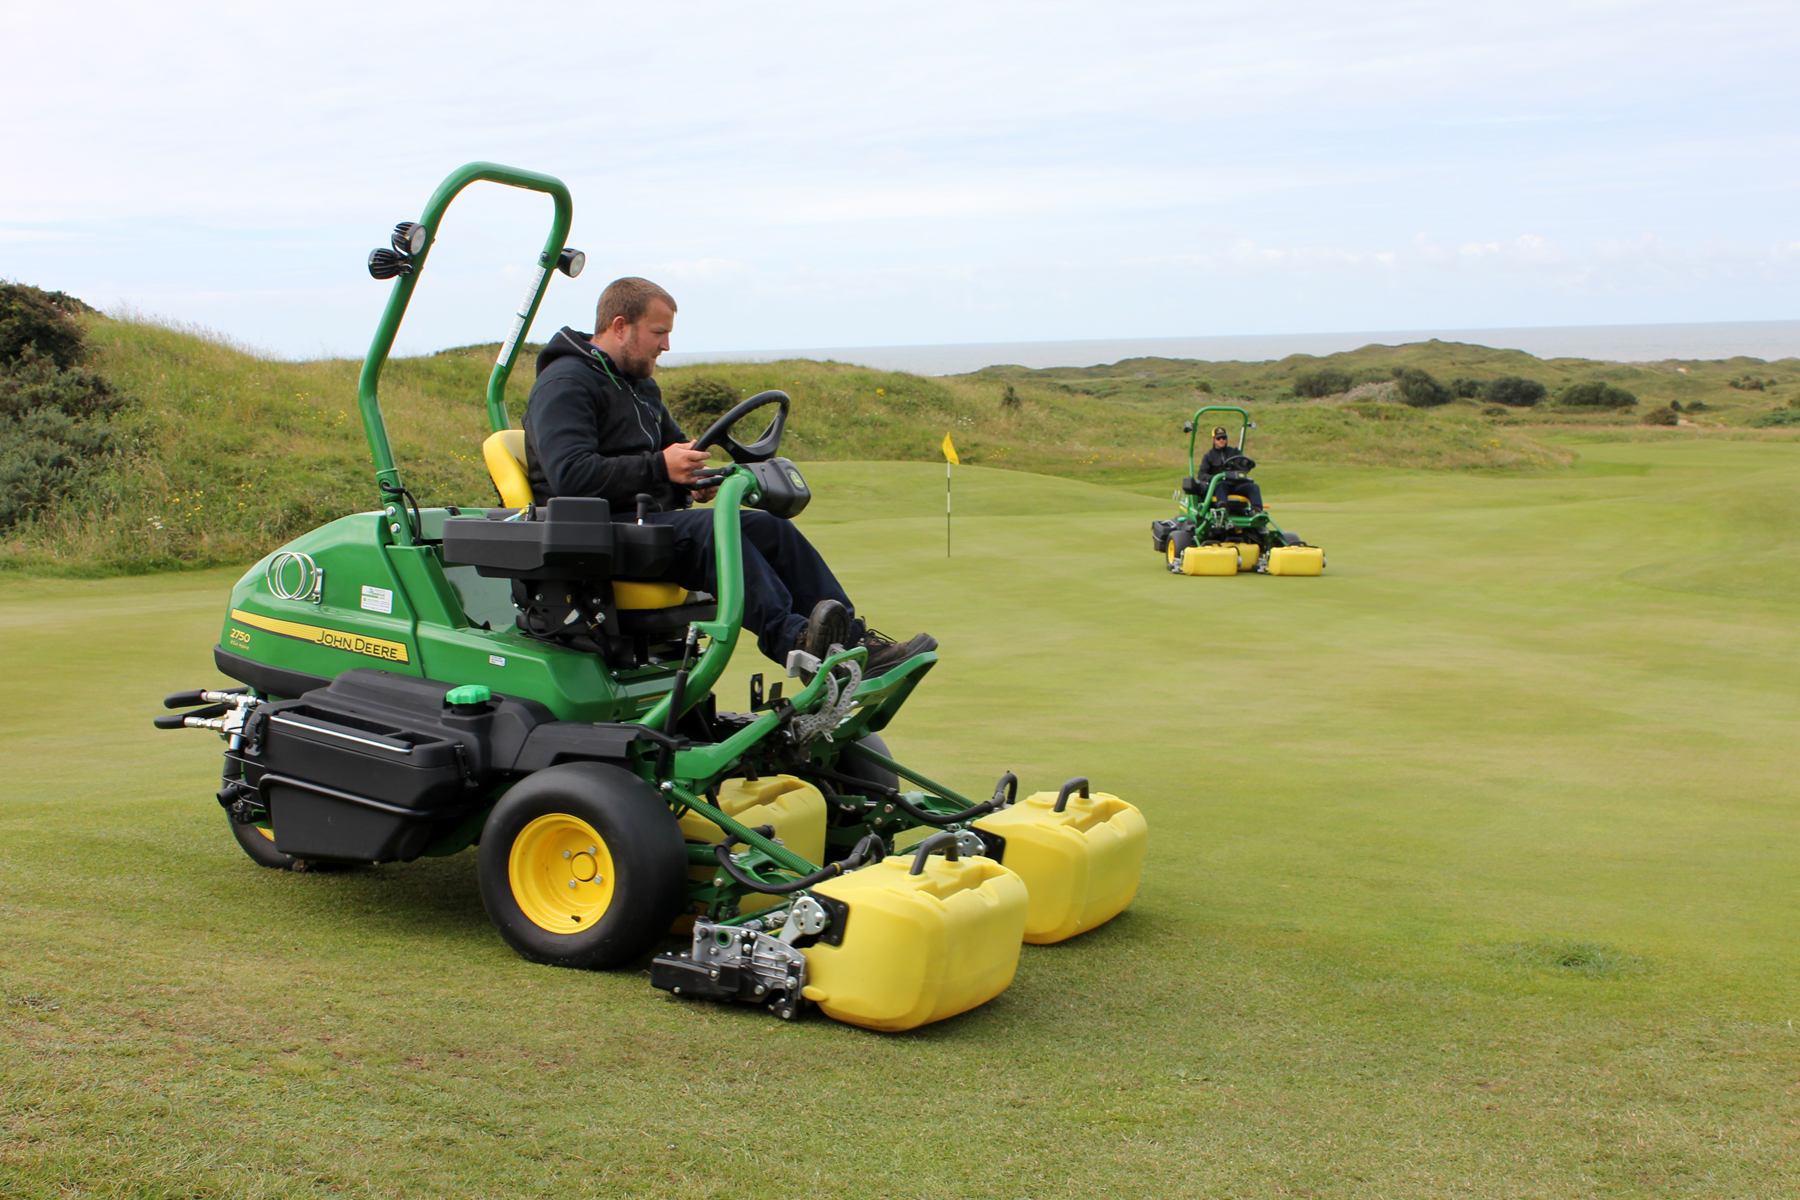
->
[508,814,617,933]
[1167,541,1178,566]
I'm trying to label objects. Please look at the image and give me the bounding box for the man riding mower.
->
[152,163,1147,1032]
[1150,405,1325,576]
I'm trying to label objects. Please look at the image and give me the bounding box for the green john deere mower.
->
[1150,405,1325,577]
[154,163,1147,1032]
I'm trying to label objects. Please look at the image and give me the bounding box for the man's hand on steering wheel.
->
[662,441,710,485]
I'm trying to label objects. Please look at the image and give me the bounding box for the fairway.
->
[4,440,1800,1198]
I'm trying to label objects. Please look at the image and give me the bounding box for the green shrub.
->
[1481,404,1510,417]
[1727,375,1768,391]
[667,375,738,426]
[1450,377,1485,398]
[1685,400,1709,412]
[0,282,91,370]
[1394,367,1452,408]
[1484,376,1546,408]
[1641,406,1679,426]
[1000,382,1021,409]
[1558,380,1638,409]
[0,345,130,421]
[1749,407,1800,427]
[0,406,122,527]
[1294,368,1352,398]
[0,302,137,530]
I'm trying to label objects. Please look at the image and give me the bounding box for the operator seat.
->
[478,429,693,613]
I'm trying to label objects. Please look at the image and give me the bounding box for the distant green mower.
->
[1151,405,1324,576]
[154,162,1147,1033]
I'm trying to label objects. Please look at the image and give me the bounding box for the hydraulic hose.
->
[803,766,1007,827]
[713,830,886,895]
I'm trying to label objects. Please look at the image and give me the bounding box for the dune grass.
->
[43,316,1800,575]
[5,442,1800,1197]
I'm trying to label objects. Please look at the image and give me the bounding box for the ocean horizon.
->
[660,320,1800,377]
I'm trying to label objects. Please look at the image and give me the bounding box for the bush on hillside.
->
[1001,382,1022,409]
[0,345,130,421]
[1558,381,1638,409]
[1294,367,1352,398]
[1484,376,1546,408]
[0,290,137,530]
[1750,407,1800,427]
[1641,406,1679,426]
[1,282,93,370]
[667,375,738,427]
[0,407,123,527]
[1394,367,1452,408]
[1450,377,1485,398]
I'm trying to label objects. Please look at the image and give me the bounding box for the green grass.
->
[6,443,1800,1197]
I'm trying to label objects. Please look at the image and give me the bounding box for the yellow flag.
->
[942,433,960,466]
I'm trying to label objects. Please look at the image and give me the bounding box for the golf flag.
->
[942,433,958,556]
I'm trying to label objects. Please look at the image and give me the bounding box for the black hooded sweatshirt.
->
[521,327,691,512]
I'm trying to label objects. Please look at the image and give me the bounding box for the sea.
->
[660,320,1800,377]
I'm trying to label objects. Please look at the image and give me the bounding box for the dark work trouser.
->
[1208,477,1263,509]
[644,509,856,664]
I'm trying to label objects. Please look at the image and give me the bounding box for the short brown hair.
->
[595,277,676,331]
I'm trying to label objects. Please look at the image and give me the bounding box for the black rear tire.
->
[478,762,687,969]
[836,732,901,795]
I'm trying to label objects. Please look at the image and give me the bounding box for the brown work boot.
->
[797,599,854,660]
[859,627,938,675]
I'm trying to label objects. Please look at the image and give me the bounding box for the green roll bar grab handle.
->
[1184,404,1252,478]
[355,162,578,542]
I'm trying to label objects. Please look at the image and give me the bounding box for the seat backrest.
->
[482,429,534,509]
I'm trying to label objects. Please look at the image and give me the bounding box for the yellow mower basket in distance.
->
[1267,545,1325,576]
[1179,545,1240,576]
[803,852,1027,1032]
[974,780,1147,945]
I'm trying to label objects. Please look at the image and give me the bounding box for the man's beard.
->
[614,347,658,379]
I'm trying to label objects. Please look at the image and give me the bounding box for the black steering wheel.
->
[691,390,789,464]
[1223,453,1256,473]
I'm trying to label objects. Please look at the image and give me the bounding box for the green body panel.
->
[224,514,423,682]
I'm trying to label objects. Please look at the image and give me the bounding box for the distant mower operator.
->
[1151,406,1325,576]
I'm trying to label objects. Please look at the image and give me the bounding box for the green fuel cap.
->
[446,684,492,708]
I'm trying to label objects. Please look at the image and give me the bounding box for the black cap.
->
[1211,426,1228,438]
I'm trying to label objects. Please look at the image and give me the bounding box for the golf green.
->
[3,440,1797,1197]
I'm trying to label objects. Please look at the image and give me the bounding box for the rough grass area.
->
[4,315,1795,576]
[5,443,1800,1197]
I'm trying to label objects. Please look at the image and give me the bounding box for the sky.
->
[2,0,1796,360]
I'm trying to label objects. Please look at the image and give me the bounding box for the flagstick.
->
[945,459,952,557]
